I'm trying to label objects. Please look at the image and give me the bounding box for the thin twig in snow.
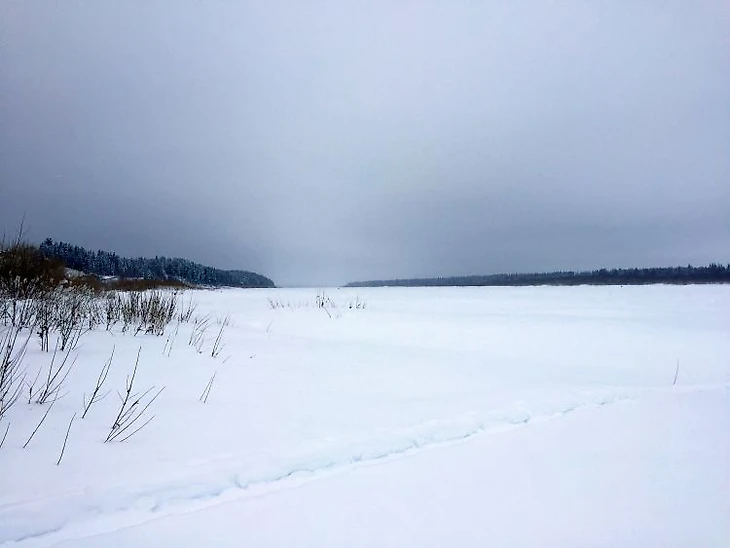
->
[36,339,76,405]
[56,413,76,465]
[107,387,164,442]
[105,348,164,443]
[118,415,156,443]
[0,422,9,449]
[211,323,226,358]
[199,372,217,403]
[23,399,55,449]
[82,347,114,419]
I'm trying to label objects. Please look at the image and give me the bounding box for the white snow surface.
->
[0,285,728,547]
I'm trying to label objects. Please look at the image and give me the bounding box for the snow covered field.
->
[1,285,729,547]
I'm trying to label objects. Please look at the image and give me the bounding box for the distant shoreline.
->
[346,264,730,288]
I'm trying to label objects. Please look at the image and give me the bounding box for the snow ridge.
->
[0,391,635,547]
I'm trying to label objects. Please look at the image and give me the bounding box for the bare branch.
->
[23,399,55,449]
[0,422,9,449]
[0,325,31,422]
[82,346,114,419]
[117,415,155,443]
[108,387,164,442]
[36,339,76,405]
[56,413,76,465]
[199,372,217,403]
[105,348,163,443]
[211,320,227,358]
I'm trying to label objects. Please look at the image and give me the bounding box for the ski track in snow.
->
[2,384,724,548]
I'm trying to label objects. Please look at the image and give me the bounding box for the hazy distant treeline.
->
[346,264,730,288]
[39,239,275,288]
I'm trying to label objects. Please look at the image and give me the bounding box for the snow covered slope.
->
[1,285,728,546]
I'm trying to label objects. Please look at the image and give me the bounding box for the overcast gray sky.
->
[1,1,728,286]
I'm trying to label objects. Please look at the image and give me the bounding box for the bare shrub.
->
[348,296,367,310]
[211,316,229,358]
[120,292,140,332]
[24,367,42,404]
[162,322,179,357]
[103,293,122,331]
[117,291,177,336]
[65,275,192,293]
[136,291,177,336]
[105,348,164,443]
[35,339,76,405]
[178,296,197,323]
[0,243,64,301]
[266,297,285,310]
[85,298,103,331]
[82,347,113,419]
[0,324,30,422]
[189,314,211,353]
[105,278,191,292]
[34,293,56,351]
[315,291,337,318]
[0,243,64,329]
[55,288,93,351]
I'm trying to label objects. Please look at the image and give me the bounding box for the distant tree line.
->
[346,264,730,288]
[39,239,275,288]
